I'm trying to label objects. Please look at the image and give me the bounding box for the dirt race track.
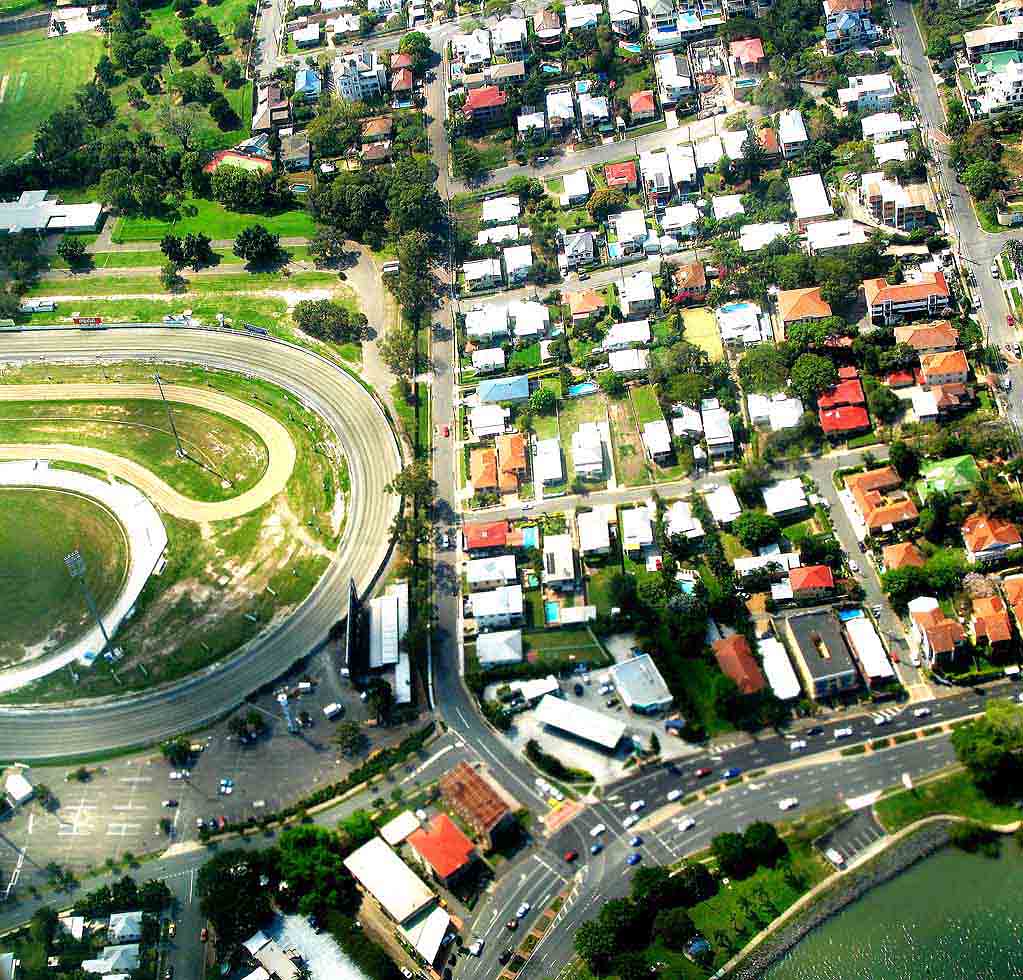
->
[0,382,296,521]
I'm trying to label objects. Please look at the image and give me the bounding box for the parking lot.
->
[0,649,430,896]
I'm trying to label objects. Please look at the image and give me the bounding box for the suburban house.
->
[407,814,478,888]
[621,506,654,554]
[294,66,322,102]
[533,7,562,45]
[462,259,503,290]
[777,286,832,332]
[497,433,527,493]
[333,50,387,103]
[963,22,1023,60]
[468,403,509,439]
[894,321,959,355]
[860,172,930,230]
[789,565,835,601]
[846,467,919,536]
[577,509,612,555]
[466,554,518,590]
[672,260,708,303]
[863,271,951,325]
[463,86,509,125]
[609,348,649,377]
[518,109,546,139]
[465,305,510,342]
[920,349,969,385]
[294,22,321,47]
[862,112,917,142]
[108,912,144,944]
[882,541,925,571]
[477,629,524,667]
[3,771,33,808]
[777,108,809,158]
[762,478,809,518]
[665,499,704,540]
[655,52,696,106]
[788,173,834,230]
[572,423,605,477]
[560,230,596,270]
[565,2,602,29]
[702,401,735,458]
[712,635,766,694]
[281,133,311,171]
[568,288,607,322]
[452,28,492,68]
[610,0,642,33]
[962,513,1023,563]
[579,93,611,130]
[605,160,639,190]
[619,270,657,316]
[603,319,651,350]
[535,438,563,485]
[470,447,498,492]
[439,761,516,850]
[729,37,767,75]
[492,15,527,56]
[612,208,650,253]
[469,585,524,629]
[542,533,576,589]
[502,244,533,283]
[639,151,673,204]
[478,375,530,404]
[629,89,657,123]
[642,419,673,461]
[837,72,896,111]
[463,520,509,553]
[785,610,861,700]
[908,597,967,668]
[662,203,700,237]
[667,143,698,192]
[716,300,770,346]
[546,88,576,131]
[747,392,804,431]
[481,195,520,225]
[252,84,291,132]
[971,595,1013,651]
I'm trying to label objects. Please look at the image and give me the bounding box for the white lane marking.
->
[106,822,142,836]
[26,812,33,835]
[118,776,153,783]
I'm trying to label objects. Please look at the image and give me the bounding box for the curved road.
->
[0,327,402,758]
[0,381,297,522]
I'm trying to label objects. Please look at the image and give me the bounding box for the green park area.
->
[0,487,128,665]
[0,398,269,502]
[0,30,104,161]
[875,769,1023,833]
[111,197,318,243]
[0,362,346,703]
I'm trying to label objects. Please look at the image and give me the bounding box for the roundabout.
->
[0,326,402,759]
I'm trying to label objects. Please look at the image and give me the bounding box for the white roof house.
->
[603,320,651,350]
[400,906,451,967]
[534,694,628,750]
[579,92,610,125]
[466,554,518,588]
[665,499,704,539]
[740,222,790,252]
[0,190,102,235]
[518,110,547,135]
[619,269,655,316]
[572,422,604,476]
[343,837,435,925]
[643,419,672,458]
[492,14,527,51]
[837,72,896,109]
[621,505,654,551]
[469,585,524,621]
[716,301,769,346]
[844,617,895,681]
[293,22,321,44]
[481,195,521,224]
[704,484,741,524]
[788,174,834,224]
[734,551,800,577]
[472,347,506,373]
[612,208,648,246]
[911,387,939,422]
[466,304,510,341]
[546,88,576,127]
[805,218,869,252]
[662,203,700,237]
[695,135,725,170]
[476,629,524,667]
[610,653,673,712]
[639,150,672,195]
[702,404,734,456]
[672,406,703,437]
[477,223,522,246]
[82,945,140,974]
[503,244,534,280]
[562,167,591,202]
[609,348,649,374]
[108,912,144,944]
[565,2,602,28]
[861,112,917,143]
[452,28,492,66]
[508,299,550,339]
[577,509,612,553]
[762,478,809,517]
[874,140,910,165]
[778,108,808,152]
[535,438,564,484]
[463,258,503,285]
[543,533,575,586]
[757,637,802,700]
[667,144,697,187]
[713,194,745,220]
[746,392,805,431]
[469,403,510,438]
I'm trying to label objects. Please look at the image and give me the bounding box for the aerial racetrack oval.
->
[0,325,402,760]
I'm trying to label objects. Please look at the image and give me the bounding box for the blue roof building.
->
[478,375,530,403]
[294,67,322,101]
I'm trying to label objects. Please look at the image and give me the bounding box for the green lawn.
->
[0,29,104,161]
[630,384,663,425]
[26,268,336,298]
[559,392,608,489]
[509,343,542,370]
[112,196,317,243]
[0,487,128,666]
[534,410,560,441]
[584,563,620,615]
[720,531,751,562]
[0,398,269,502]
[521,626,608,670]
[50,244,314,271]
[874,770,1023,832]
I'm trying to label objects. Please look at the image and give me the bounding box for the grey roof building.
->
[610,654,673,713]
[476,629,523,667]
[0,190,102,235]
[784,610,861,701]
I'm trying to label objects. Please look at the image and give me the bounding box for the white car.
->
[516,903,531,918]
[826,847,846,867]
[834,727,853,739]
[913,707,932,718]
[623,814,639,829]
[467,940,484,957]
[629,800,646,813]
[590,823,606,837]
[848,560,860,574]
[550,788,564,802]
[911,653,921,667]
[666,789,682,802]
[778,797,799,811]
[677,816,696,831]
[789,739,807,751]
[168,771,183,780]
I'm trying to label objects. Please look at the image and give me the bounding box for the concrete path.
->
[86,233,312,254]
[0,461,168,692]
[0,382,296,522]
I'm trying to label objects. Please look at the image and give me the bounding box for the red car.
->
[442,425,450,437]
[200,928,208,943]
[694,767,713,778]
[564,850,578,862]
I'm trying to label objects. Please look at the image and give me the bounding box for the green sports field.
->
[0,30,104,162]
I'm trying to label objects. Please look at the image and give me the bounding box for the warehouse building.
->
[534,694,629,751]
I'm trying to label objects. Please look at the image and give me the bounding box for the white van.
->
[323,703,344,719]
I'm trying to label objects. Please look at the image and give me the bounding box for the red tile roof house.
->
[712,635,766,694]
[920,349,969,386]
[971,595,1013,651]
[962,513,1023,564]
[463,86,509,125]
[729,37,767,74]
[846,467,919,537]
[671,260,708,304]
[894,321,959,355]
[407,814,478,887]
[391,67,413,94]
[885,368,916,389]
[629,90,657,123]
[863,272,951,326]
[604,160,638,190]
[817,375,866,411]
[789,565,835,601]
[1003,575,1023,628]
[463,520,509,553]
[820,405,871,438]
[882,541,925,571]
[909,600,967,669]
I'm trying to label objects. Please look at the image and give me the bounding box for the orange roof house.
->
[863,272,951,324]
[463,520,508,551]
[882,541,925,571]
[817,377,865,410]
[778,287,832,328]
[407,814,478,884]
[604,160,638,189]
[672,260,708,300]
[729,37,766,71]
[629,90,656,118]
[497,433,526,493]
[971,595,1013,646]
[962,513,1023,563]
[568,289,607,320]
[920,349,969,385]
[789,565,835,596]
[712,635,766,694]
[1003,574,1023,625]
[846,467,919,534]
[894,321,958,353]
[470,447,498,491]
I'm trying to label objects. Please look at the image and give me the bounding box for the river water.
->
[764,844,1023,979]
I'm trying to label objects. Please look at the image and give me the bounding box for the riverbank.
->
[722,819,955,979]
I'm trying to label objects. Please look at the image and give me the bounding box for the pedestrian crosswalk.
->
[870,707,902,725]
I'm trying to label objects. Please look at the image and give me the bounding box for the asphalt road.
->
[0,326,401,759]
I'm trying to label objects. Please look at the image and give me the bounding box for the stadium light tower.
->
[153,371,186,458]
[64,550,111,652]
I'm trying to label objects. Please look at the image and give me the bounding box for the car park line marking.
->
[118,776,153,783]
[106,822,142,836]
[26,813,33,835]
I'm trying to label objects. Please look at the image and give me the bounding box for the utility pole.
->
[153,372,186,458]
[64,550,111,652]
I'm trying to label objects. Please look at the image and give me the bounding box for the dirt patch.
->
[608,398,649,487]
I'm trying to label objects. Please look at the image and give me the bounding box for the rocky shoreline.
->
[725,822,953,979]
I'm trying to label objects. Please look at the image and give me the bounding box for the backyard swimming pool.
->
[291,183,310,194]
[545,601,560,624]
[567,381,599,397]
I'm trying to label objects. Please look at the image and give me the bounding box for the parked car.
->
[623,815,639,829]
[590,823,606,837]
[806,726,824,736]
[629,836,643,847]
[848,560,860,574]
[629,800,646,812]
[168,923,176,938]
[789,740,807,751]
[695,767,713,778]
[564,850,578,862]
[506,920,518,931]
[826,848,846,867]
[498,950,513,965]
[834,727,853,739]
[590,842,603,855]
[200,928,208,943]
[441,424,450,437]
[516,904,531,919]
[722,768,741,779]
[778,797,799,811]
[991,261,1001,279]
[666,789,682,802]
[162,799,177,807]
[626,853,642,866]
[468,940,484,956]
[573,683,584,696]
[677,816,696,831]
[911,653,921,667]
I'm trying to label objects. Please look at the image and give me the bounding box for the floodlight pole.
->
[64,550,111,651]
[153,371,186,458]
